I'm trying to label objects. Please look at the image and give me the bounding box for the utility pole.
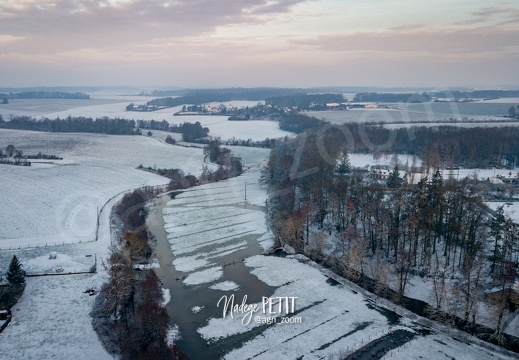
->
[244,182,247,201]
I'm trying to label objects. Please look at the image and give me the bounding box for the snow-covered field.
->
[0,95,293,142]
[0,102,276,359]
[1,93,518,359]
[0,181,131,359]
[0,129,206,249]
[212,255,514,360]
[0,274,112,360]
[381,332,514,360]
[486,201,519,223]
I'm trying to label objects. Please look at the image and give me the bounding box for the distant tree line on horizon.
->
[143,87,333,100]
[265,93,345,109]
[143,89,347,110]
[354,90,519,103]
[354,93,432,103]
[441,90,519,99]
[0,91,90,100]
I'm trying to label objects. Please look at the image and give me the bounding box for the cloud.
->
[289,26,519,57]
[0,0,314,55]
[248,0,309,14]
[389,24,425,32]
[0,35,24,44]
[453,3,519,26]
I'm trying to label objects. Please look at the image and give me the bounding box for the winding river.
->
[149,193,275,359]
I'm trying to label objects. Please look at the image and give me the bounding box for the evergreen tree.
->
[387,164,402,188]
[336,152,351,174]
[7,255,26,287]
[490,206,506,274]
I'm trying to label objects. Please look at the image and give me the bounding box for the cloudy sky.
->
[0,0,518,88]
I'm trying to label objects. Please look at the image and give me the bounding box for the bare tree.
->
[123,231,149,265]
[280,210,304,252]
[371,250,391,297]
[103,247,134,319]
[341,227,368,282]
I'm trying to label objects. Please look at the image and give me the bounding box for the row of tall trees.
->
[0,116,139,135]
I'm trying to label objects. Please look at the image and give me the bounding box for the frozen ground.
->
[0,94,293,142]
[0,121,272,360]
[0,274,111,360]
[1,93,517,359]
[381,333,514,360]
[0,186,127,359]
[0,129,207,249]
[195,254,516,360]
[486,201,519,223]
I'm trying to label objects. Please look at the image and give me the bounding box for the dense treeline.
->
[222,137,278,148]
[145,87,330,100]
[0,91,89,99]
[264,129,519,343]
[281,117,519,168]
[148,94,239,107]
[354,93,431,103]
[437,90,519,99]
[0,116,139,135]
[354,90,519,103]
[261,130,519,336]
[265,93,345,108]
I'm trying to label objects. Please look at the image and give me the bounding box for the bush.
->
[165,135,176,145]
[0,285,24,309]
